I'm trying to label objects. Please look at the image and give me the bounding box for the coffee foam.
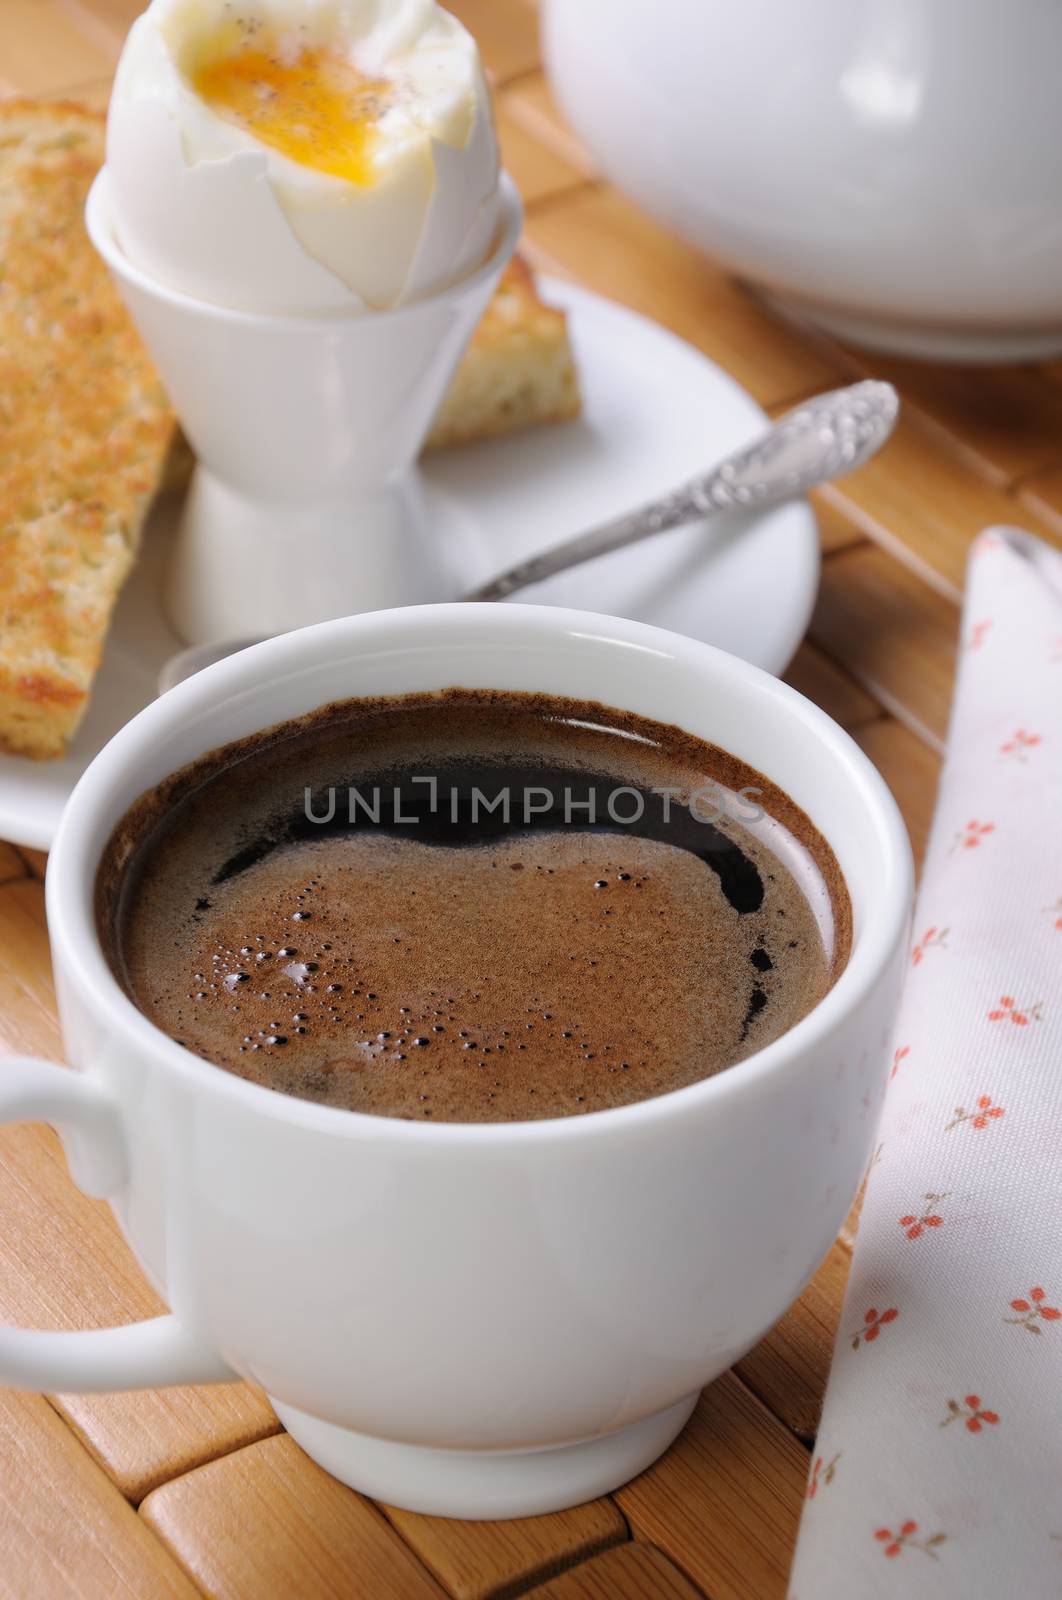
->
[97,691,851,1122]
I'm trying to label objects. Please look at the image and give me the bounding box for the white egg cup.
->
[86,170,522,646]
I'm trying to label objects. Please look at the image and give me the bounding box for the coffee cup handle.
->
[0,1058,235,1392]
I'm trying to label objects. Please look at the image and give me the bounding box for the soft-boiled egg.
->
[106,0,500,315]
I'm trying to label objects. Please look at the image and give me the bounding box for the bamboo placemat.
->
[2,3,1061,1595]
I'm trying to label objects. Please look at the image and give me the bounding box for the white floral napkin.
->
[789,527,1062,1598]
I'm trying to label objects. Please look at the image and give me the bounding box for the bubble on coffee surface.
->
[99,691,848,1122]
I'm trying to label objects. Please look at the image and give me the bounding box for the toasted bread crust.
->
[0,101,578,757]
[427,255,581,450]
[0,100,174,758]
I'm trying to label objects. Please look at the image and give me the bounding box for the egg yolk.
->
[193,47,390,185]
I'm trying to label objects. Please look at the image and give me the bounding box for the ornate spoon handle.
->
[465,380,898,602]
[157,382,898,695]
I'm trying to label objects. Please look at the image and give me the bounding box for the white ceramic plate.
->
[0,279,818,851]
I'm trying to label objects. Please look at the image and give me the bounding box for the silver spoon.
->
[158,378,897,695]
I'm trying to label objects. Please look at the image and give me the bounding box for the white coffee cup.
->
[0,605,912,1518]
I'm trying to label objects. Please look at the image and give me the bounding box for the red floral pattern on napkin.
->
[789,529,1062,1597]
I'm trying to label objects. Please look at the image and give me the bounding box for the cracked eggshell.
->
[105,3,501,317]
[400,84,499,305]
[107,82,364,312]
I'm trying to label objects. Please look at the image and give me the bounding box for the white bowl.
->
[543,0,1062,363]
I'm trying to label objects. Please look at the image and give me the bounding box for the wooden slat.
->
[33,74,114,110]
[817,414,1060,598]
[5,872,46,923]
[841,350,1062,488]
[495,97,588,208]
[733,1241,850,1442]
[15,846,46,881]
[1017,464,1062,537]
[13,844,46,883]
[381,1498,627,1600]
[0,1388,197,1598]
[782,641,881,732]
[0,878,67,1029]
[615,1374,807,1600]
[502,72,600,176]
[60,0,146,50]
[141,1434,446,1600]
[0,0,118,95]
[524,1544,705,1600]
[811,544,960,749]
[0,967,64,1069]
[55,1384,281,1507]
[523,187,847,410]
[0,844,26,886]
[0,1107,280,1503]
[851,718,942,871]
[444,0,541,85]
[0,881,282,1503]
[810,494,869,558]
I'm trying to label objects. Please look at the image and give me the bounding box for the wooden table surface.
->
[4,2,1062,1596]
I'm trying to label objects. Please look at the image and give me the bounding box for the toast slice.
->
[0,100,174,759]
[427,254,581,450]
[0,98,579,760]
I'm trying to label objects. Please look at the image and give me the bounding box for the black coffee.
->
[97,690,850,1121]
